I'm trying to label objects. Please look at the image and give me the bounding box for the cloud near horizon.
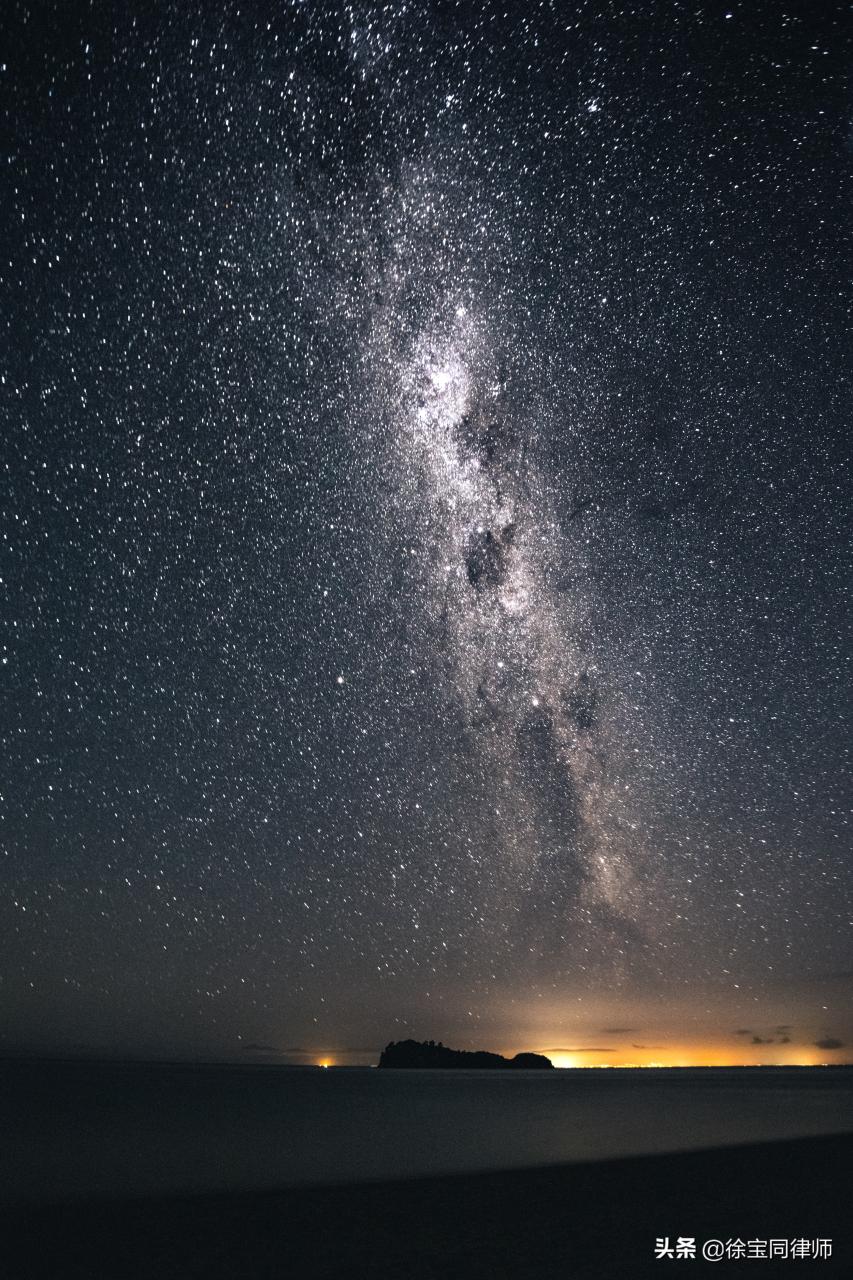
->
[544,1047,615,1054]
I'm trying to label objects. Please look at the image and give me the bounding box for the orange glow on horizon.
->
[309,1044,847,1069]
[532,1044,833,1069]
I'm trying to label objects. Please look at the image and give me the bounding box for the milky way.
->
[1,0,850,1060]
[387,306,642,923]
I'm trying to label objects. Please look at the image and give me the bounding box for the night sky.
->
[2,0,850,1067]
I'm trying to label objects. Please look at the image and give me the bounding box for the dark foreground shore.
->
[4,1132,851,1280]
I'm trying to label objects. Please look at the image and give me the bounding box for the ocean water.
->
[2,1061,851,1204]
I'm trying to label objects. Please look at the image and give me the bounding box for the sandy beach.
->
[5,1131,851,1279]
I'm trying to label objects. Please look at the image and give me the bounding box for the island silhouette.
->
[378,1039,553,1069]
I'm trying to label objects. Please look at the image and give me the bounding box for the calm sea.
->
[2,1061,851,1203]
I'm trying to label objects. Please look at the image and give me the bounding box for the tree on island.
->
[378,1039,553,1069]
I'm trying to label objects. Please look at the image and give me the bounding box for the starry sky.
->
[2,0,850,1068]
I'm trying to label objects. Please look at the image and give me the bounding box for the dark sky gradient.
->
[1,0,850,1066]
